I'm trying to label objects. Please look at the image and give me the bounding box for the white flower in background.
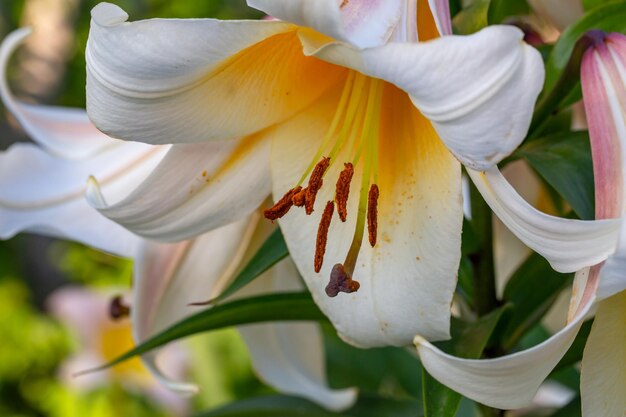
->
[84,0,544,348]
[47,287,189,416]
[0,28,355,411]
[414,31,626,416]
[527,0,584,32]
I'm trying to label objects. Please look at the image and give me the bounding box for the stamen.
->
[305,157,330,215]
[264,186,302,220]
[326,264,361,297]
[314,201,335,273]
[292,187,307,207]
[335,163,354,222]
[367,184,379,247]
[109,295,130,321]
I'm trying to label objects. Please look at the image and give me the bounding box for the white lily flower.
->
[84,1,544,348]
[47,287,190,416]
[0,28,355,411]
[414,31,626,415]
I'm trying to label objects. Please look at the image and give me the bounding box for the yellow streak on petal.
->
[204,29,347,134]
[418,0,440,41]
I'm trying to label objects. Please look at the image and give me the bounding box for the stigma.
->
[264,72,385,297]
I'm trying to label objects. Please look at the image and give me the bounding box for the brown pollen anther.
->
[334,162,354,222]
[314,201,335,273]
[367,184,379,247]
[109,295,130,321]
[305,157,330,215]
[292,187,307,207]
[264,186,302,220]
[326,264,360,297]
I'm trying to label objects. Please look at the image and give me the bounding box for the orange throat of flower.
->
[264,72,385,298]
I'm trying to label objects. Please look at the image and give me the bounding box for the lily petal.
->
[86,3,344,145]
[86,134,271,242]
[580,290,626,417]
[132,217,257,393]
[237,258,357,411]
[0,141,165,257]
[0,28,120,158]
[247,0,406,48]
[300,25,544,170]
[467,168,621,273]
[582,32,626,221]
[134,219,354,409]
[271,86,462,347]
[414,270,595,410]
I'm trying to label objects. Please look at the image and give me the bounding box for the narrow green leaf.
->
[209,227,288,304]
[500,253,573,351]
[422,307,507,417]
[517,131,594,220]
[79,293,326,374]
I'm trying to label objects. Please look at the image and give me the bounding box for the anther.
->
[314,201,335,273]
[367,184,379,247]
[292,187,307,207]
[326,264,360,297]
[264,186,302,220]
[334,163,354,222]
[109,295,130,321]
[305,157,330,215]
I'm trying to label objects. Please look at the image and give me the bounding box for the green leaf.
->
[500,253,573,351]
[545,1,626,92]
[209,227,288,304]
[324,324,423,400]
[452,0,491,34]
[80,293,326,374]
[516,131,595,220]
[422,307,507,417]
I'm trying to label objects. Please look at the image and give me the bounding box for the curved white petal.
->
[300,25,544,170]
[596,219,626,300]
[248,0,405,48]
[132,217,257,393]
[0,142,165,257]
[415,273,595,410]
[580,291,626,417]
[86,135,271,242]
[271,87,462,347]
[237,259,357,411]
[86,4,344,145]
[0,28,121,158]
[467,167,621,273]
